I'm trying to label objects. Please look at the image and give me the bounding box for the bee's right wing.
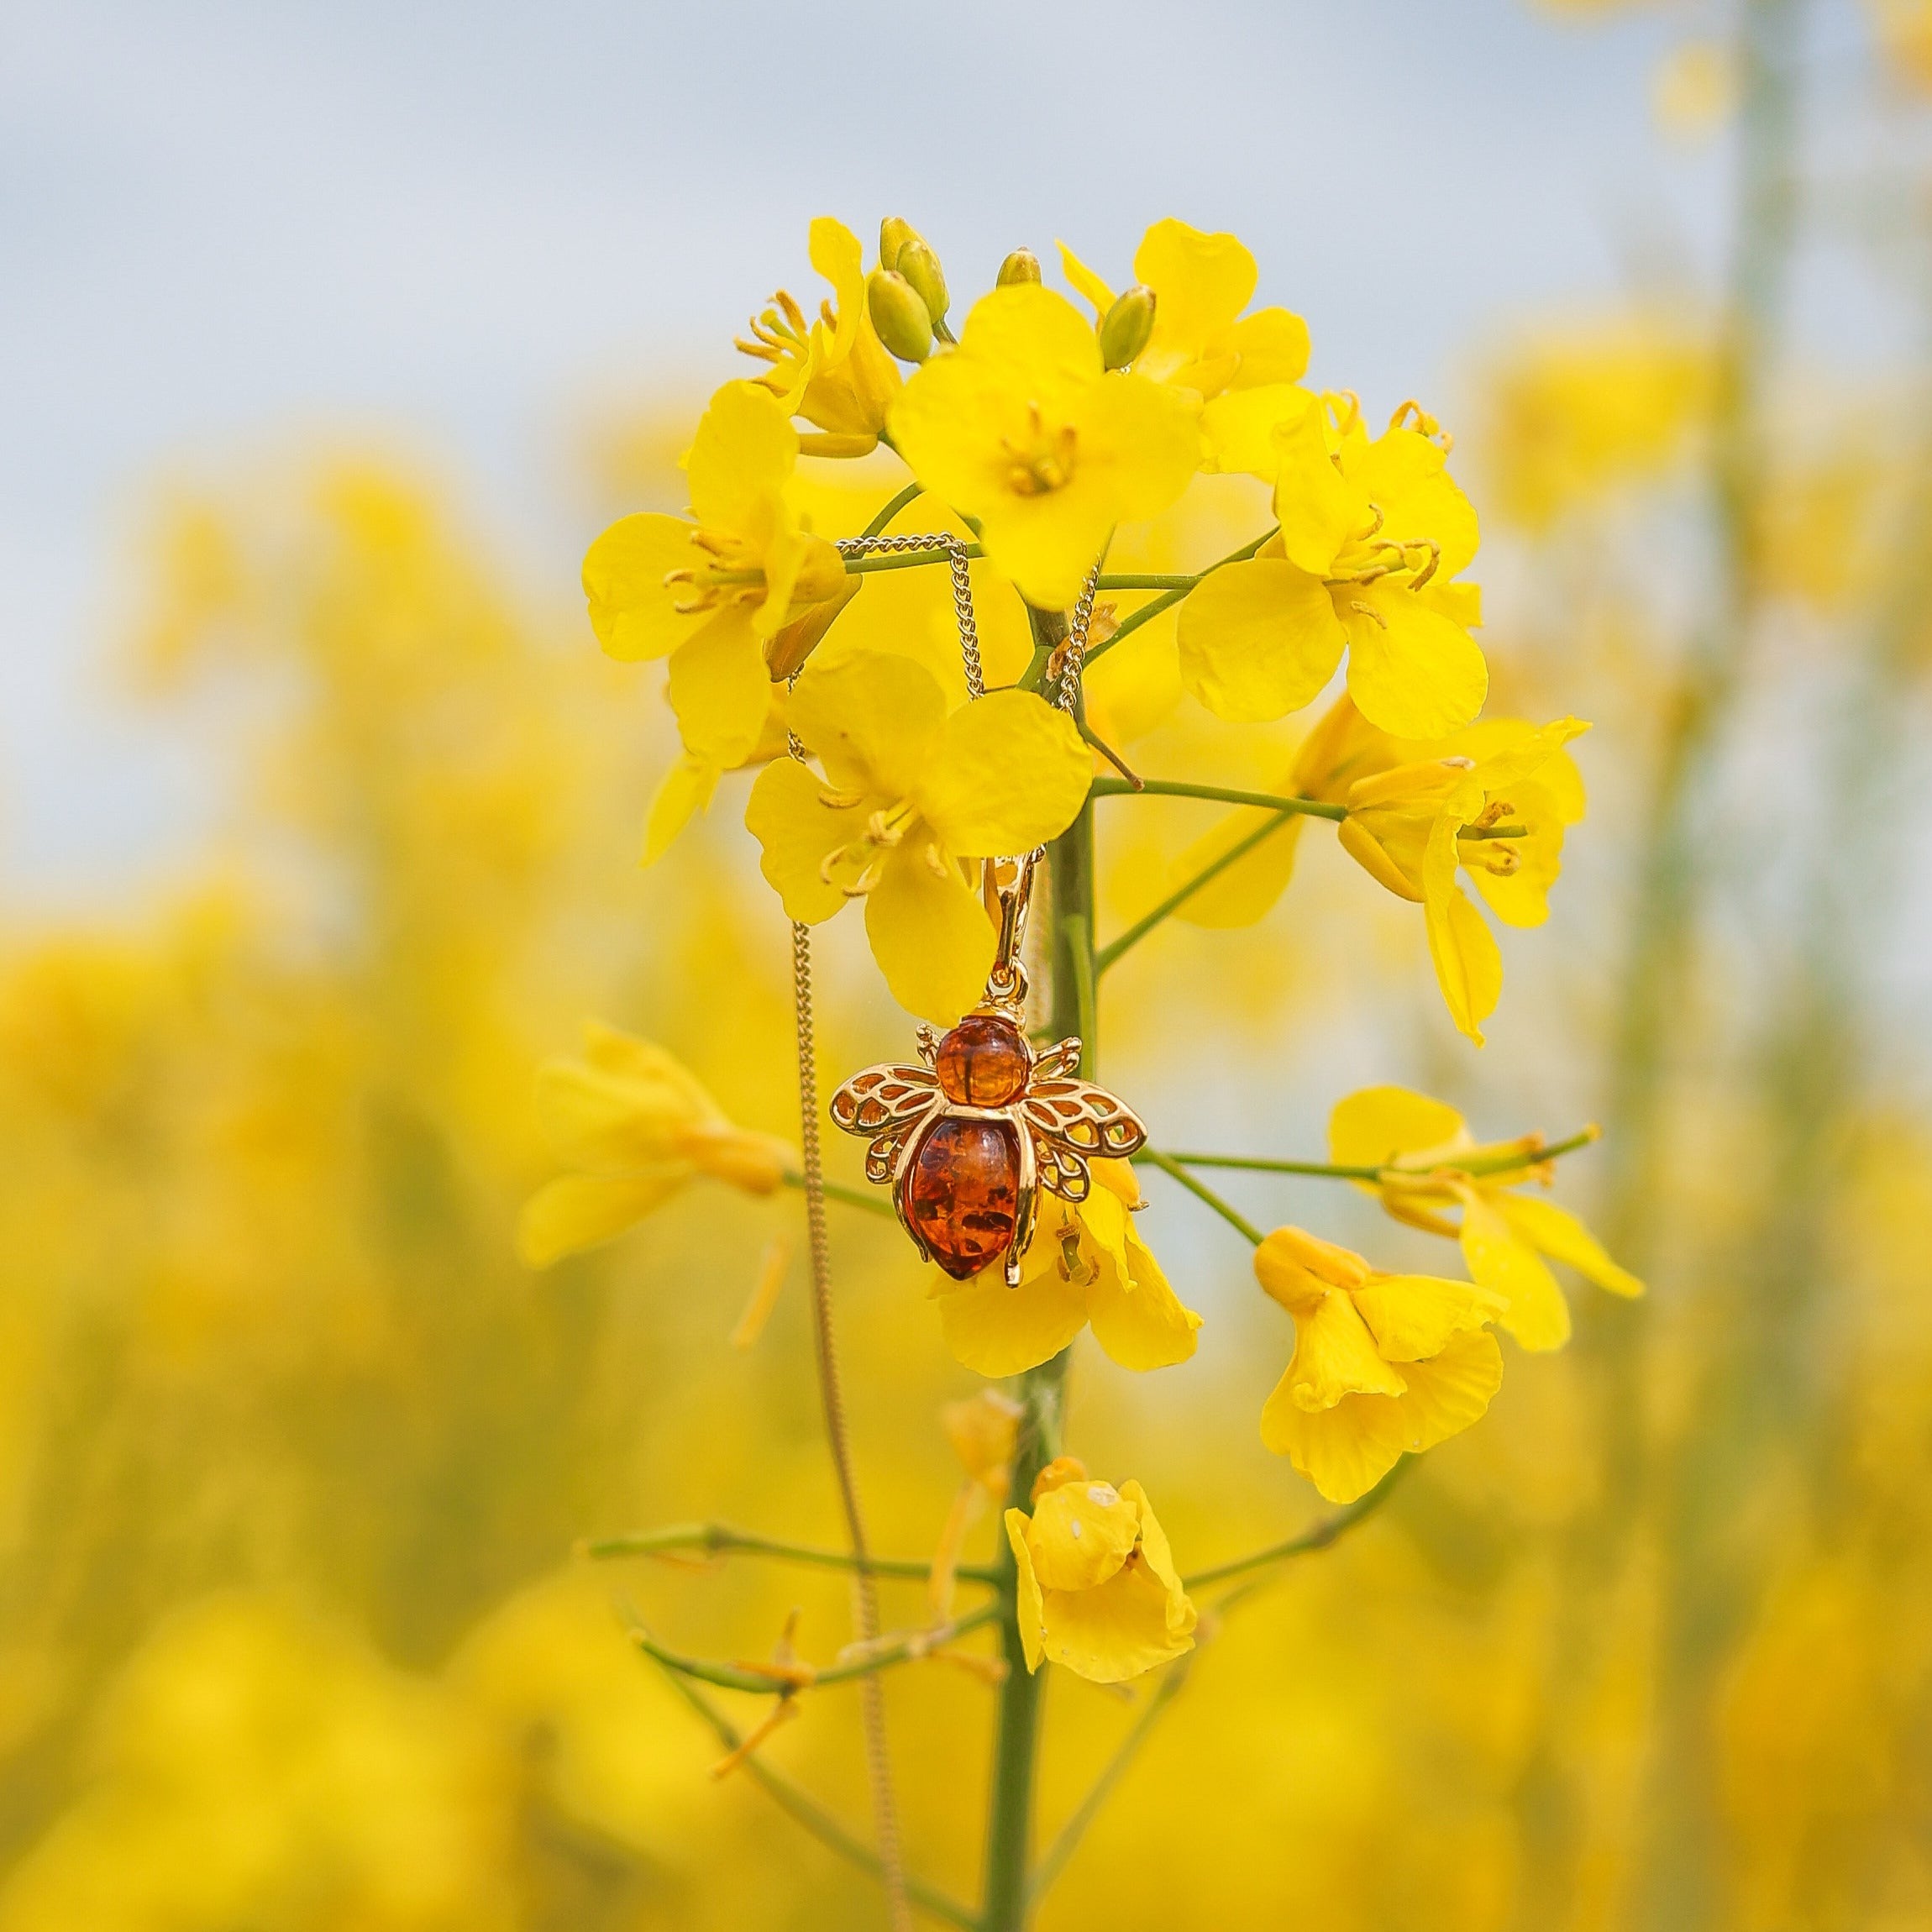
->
[829,1062,946,1181]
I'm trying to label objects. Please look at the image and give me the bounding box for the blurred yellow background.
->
[4,2,1932,1927]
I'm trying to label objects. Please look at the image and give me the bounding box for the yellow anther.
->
[1347,598,1389,629]
[1001,404,1077,496]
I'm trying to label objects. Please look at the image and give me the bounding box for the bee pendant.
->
[828,1010,1147,1287]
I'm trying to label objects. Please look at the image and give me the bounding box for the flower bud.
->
[867,268,933,363]
[895,238,950,330]
[996,248,1042,286]
[879,215,918,273]
[1099,285,1158,371]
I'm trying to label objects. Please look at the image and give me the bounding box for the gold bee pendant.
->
[828,860,1147,1286]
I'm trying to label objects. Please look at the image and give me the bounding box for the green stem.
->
[1141,1150,1266,1247]
[651,1662,979,1929]
[781,1170,896,1218]
[859,481,926,539]
[1082,528,1276,667]
[843,544,984,575]
[1089,776,1347,821]
[982,604,1086,1932]
[626,1599,1001,1696]
[1092,572,1200,591]
[1094,811,1299,976]
[581,1520,998,1585]
[1026,1658,1192,1903]
[1157,1126,1601,1186]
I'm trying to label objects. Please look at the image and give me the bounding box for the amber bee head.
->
[829,1008,1147,1287]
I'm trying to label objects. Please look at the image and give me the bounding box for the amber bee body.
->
[828,1010,1147,1286]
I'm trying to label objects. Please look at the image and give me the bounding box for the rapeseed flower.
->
[745,648,1090,1021]
[889,284,1200,608]
[932,1159,1200,1377]
[1255,1226,1505,1504]
[1178,396,1487,739]
[1329,1085,1642,1352]
[1057,218,1310,399]
[1005,1459,1196,1682]
[1339,717,1588,1042]
[736,217,901,457]
[582,381,848,857]
[518,1022,794,1268]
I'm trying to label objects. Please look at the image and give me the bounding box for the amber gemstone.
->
[905,1116,1022,1279]
[934,1013,1032,1106]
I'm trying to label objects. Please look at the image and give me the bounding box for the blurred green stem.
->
[625,1599,1001,1695]
[780,1169,897,1219]
[583,1520,997,1584]
[1160,1125,1599,1185]
[981,604,1086,1932]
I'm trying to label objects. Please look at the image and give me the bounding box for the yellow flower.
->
[581,381,848,858]
[1058,218,1310,398]
[1339,716,1588,1043]
[888,284,1201,610]
[932,1160,1201,1377]
[744,649,1090,1022]
[1254,1226,1505,1504]
[1176,396,1487,739]
[1329,1085,1643,1352]
[517,1022,794,1268]
[1005,1459,1196,1683]
[736,217,902,457]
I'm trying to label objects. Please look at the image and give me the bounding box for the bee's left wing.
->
[1020,1075,1147,1202]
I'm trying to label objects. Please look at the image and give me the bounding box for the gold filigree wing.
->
[1029,1037,1083,1084]
[829,1062,941,1138]
[1033,1133,1092,1203]
[1020,1075,1148,1197]
[862,1116,929,1185]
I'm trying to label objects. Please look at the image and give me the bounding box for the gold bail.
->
[982,853,1038,1015]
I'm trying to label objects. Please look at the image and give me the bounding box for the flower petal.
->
[1497,1194,1645,1298]
[743,756,873,925]
[517,1172,687,1268]
[1132,218,1257,358]
[1459,1188,1572,1348]
[1005,1510,1048,1674]
[1285,1291,1408,1410]
[1027,1481,1141,1591]
[1273,396,1368,574]
[915,690,1091,857]
[1081,1194,1201,1372]
[938,1257,1089,1377]
[685,381,797,536]
[865,838,997,1023]
[1328,1085,1472,1168]
[1056,240,1117,319]
[1177,556,1345,722]
[1352,1272,1504,1362]
[1037,1555,1194,1683]
[1072,371,1204,522]
[1388,1327,1504,1452]
[1260,1378,1410,1503]
[667,617,773,768]
[583,514,710,662]
[1228,307,1311,388]
[1342,581,1488,740]
[642,753,719,867]
[788,648,948,802]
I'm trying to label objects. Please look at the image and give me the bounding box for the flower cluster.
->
[546,212,1633,1695]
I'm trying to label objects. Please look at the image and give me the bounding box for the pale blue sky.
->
[0,0,1814,898]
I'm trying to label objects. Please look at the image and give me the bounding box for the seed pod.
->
[1099,285,1158,371]
[997,248,1042,286]
[867,268,934,363]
